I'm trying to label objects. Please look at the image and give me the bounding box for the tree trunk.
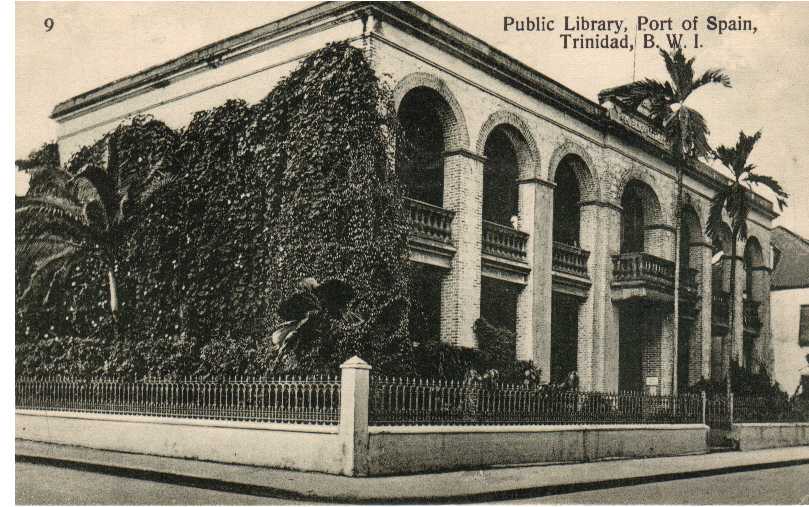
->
[672,165,684,395]
[727,233,738,397]
[107,269,119,321]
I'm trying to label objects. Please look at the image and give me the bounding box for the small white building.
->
[770,226,809,395]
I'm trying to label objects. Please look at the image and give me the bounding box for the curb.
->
[16,452,809,504]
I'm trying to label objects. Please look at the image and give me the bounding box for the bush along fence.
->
[14,357,808,475]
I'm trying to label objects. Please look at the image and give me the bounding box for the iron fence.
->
[369,376,704,426]
[704,394,732,430]
[15,376,341,425]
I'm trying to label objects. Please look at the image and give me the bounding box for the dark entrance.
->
[551,293,579,384]
[480,277,519,333]
[408,264,443,342]
[677,317,693,391]
[619,301,663,392]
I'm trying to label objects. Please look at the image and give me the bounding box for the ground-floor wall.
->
[17,410,710,476]
[16,410,344,474]
[729,423,809,451]
[367,424,708,475]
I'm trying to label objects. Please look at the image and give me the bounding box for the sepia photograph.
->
[12,1,809,504]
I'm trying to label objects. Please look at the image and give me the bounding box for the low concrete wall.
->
[367,424,708,475]
[730,423,809,451]
[16,410,344,474]
[17,410,710,476]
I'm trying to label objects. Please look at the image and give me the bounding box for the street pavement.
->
[16,462,306,505]
[505,463,809,504]
[16,460,809,505]
[15,440,809,504]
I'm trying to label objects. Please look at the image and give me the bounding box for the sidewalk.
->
[16,439,809,504]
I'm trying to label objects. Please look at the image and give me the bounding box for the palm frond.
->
[73,164,119,221]
[715,130,762,178]
[692,69,731,91]
[706,186,730,242]
[16,195,85,223]
[666,106,712,161]
[660,48,692,98]
[727,186,750,240]
[746,173,789,211]
[19,244,79,302]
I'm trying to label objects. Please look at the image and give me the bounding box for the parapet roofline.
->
[50,1,602,124]
[49,1,775,216]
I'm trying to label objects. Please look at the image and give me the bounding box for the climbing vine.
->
[16,42,411,378]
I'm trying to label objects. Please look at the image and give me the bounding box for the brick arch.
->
[548,141,600,201]
[681,192,708,243]
[744,236,765,268]
[393,72,470,150]
[607,165,672,226]
[475,110,540,180]
[681,204,704,244]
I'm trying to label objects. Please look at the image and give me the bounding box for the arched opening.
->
[743,239,764,300]
[617,179,664,392]
[482,126,521,226]
[621,181,649,253]
[550,154,592,384]
[553,155,583,246]
[397,87,453,206]
[711,223,734,291]
[397,85,459,344]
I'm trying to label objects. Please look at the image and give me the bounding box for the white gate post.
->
[339,356,371,476]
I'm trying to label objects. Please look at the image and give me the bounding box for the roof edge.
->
[50,1,367,119]
[775,225,809,248]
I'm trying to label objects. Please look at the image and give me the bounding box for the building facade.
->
[50,2,777,394]
[770,226,809,395]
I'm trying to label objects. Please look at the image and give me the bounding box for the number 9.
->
[44,18,54,32]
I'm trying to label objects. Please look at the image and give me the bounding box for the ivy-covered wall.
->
[16,42,411,379]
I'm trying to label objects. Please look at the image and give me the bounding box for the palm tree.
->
[599,48,730,393]
[16,125,175,324]
[706,130,788,394]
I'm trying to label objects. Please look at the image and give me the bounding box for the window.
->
[800,305,809,347]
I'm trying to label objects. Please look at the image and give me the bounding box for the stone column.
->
[578,201,622,392]
[339,356,370,477]
[659,311,675,395]
[440,149,484,347]
[515,177,554,383]
[691,241,714,383]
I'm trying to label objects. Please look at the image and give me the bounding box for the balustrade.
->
[405,198,454,244]
[612,252,675,286]
[552,241,590,278]
[482,220,529,261]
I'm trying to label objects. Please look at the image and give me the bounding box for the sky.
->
[14,1,809,238]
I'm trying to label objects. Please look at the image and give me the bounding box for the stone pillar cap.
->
[340,356,372,370]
